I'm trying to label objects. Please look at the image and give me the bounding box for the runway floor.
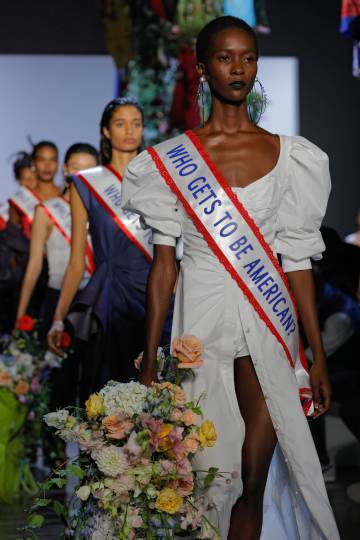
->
[1,466,359,539]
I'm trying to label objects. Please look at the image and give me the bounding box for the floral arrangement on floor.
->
[0,315,68,503]
[24,336,226,539]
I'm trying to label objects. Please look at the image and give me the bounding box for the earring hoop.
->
[196,75,207,127]
[247,78,267,124]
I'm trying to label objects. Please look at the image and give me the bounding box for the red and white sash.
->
[40,197,95,274]
[0,201,9,230]
[8,186,40,224]
[76,165,153,262]
[148,132,313,416]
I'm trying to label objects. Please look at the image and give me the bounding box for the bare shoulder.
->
[246,128,280,161]
[34,204,53,232]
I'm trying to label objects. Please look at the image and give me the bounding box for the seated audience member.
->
[319,226,360,300]
[309,266,360,480]
[345,209,360,247]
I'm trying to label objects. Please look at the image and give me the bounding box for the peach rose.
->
[170,408,182,422]
[0,372,11,386]
[102,414,133,440]
[172,335,204,369]
[173,385,186,407]
[15,380,29,395]
[157,382,186,407]
[181,409,197,426]
[183,432,200,454]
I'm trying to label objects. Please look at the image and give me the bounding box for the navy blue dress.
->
[68,172,151,391]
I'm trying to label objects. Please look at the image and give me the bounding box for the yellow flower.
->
[158,424,173,451]
[85,393,104,419]
[155,488,183,514]
[199,420,217,448]
[65,415,77,428]
[76,485,91,501]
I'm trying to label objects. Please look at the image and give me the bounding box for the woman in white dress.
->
[122,16,340,540]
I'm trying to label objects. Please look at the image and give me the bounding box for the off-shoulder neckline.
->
[186,130,284,192]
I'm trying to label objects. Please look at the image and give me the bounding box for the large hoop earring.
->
[247,78,267,124]
[196,75,207,127]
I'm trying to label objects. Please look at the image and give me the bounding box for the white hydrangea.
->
[15,352,35,379]
[92,445,129,477]
[44,409,69,429]
[91,513,118,540]
[41,351,62,369]
[100,380,148,417]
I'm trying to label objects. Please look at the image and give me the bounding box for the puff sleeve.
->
[121,149,181,246]
[275,136,331,272]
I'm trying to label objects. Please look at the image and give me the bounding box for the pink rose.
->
[177,458,192,476]
[125,430,143,458]
[177,475,194,496]
[160,459,176,475]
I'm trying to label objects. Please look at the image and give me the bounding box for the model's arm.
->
[9,204,21,226]
[16,206,51,320]
[47,183,88,355]
[140,244,177,386]
[286,269,331,417]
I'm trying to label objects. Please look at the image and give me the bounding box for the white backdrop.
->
[0,55,115,199]
[258,56,299,135]
[0,55,298,200]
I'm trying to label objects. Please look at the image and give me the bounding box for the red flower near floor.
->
[16,314,35,332]
[61,332,71,349]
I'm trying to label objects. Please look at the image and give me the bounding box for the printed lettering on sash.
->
[9,187,40,223]
[76,165,153,262]
[41,197,94,274]
[148,132,313,416]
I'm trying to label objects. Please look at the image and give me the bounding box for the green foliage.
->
[26,513,45,529]
[203,467,219,488]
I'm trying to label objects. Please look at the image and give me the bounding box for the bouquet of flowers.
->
[26,336,224,539]
[0,315,68,503]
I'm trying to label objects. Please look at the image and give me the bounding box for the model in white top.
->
[16,144,99,322]
[122,15,339,540]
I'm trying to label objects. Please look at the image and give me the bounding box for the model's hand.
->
[309,359,331,418]
[47,320,65,357]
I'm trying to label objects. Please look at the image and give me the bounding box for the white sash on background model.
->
[40,197,95,274]
[148,131,313,416]
[0,201,9,229]
[76,165,153,262]
[8,186,40,224]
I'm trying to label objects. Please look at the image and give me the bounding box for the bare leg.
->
[228,356,277,540]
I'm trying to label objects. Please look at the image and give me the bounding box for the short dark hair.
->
[64,143,100,165]
[196,16,259,65]
[100,96,144,165]
[31,140,58,160]
[13,151,32,180]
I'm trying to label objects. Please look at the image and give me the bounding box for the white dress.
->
[44,204,90,291]
[122,134,340,540]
